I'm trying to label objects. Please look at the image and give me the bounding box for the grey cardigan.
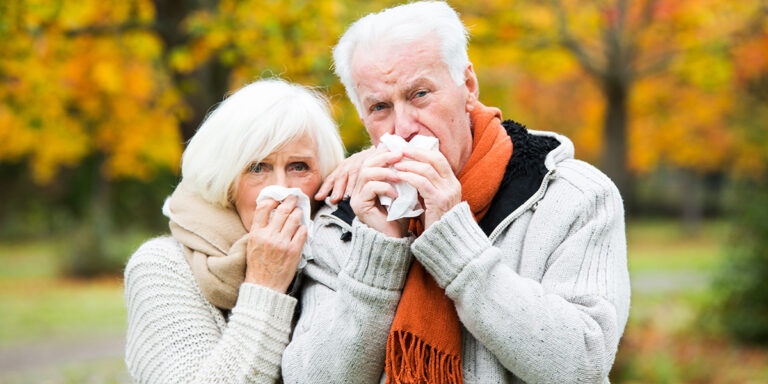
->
[282,130,630,384]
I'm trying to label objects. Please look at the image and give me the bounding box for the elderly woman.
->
[124,79,350,383]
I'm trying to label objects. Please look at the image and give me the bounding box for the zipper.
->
[488,168,558,242]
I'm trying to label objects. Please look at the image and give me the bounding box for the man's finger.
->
[400,147,452,177]
[362,150,404,169]
[395,171,437,197]
[393,160,441,183]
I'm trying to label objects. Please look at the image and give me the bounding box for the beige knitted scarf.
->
[164,181,249,309]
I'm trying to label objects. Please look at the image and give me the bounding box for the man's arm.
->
[282,219,413,384]
[411,172,630,384]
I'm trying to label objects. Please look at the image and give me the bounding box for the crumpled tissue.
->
[377,134,439,221]
[255,185,313,267]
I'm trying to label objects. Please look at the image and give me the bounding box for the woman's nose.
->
[273,170,288,187]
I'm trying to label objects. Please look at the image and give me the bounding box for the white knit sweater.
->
[282,130,630,384]
[124,237,297,383]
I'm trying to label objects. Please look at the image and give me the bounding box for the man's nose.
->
[393,105,419,141]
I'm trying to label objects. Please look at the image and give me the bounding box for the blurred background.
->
[0,0,767,382]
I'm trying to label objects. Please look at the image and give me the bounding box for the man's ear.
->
[464,63,479,112]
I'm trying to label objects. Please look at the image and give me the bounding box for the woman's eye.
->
[248,162,270,173]
[289,162,309,172]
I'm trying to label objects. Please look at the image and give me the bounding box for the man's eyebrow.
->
[363,95,383,106]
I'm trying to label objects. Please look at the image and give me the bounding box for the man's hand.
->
[395,147,462,230]
[315,147,376,204]
[350,148,410,238]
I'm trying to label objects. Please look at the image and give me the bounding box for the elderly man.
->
[283,2,630,383]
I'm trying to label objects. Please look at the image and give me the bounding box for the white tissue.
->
[256,185,313,267]
[377,134,440,221]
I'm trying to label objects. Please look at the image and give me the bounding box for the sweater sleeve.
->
[124,237,297,384]
[411,178,629,384]
[282,218,413,384]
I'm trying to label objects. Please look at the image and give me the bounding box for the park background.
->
[1,0,767,382]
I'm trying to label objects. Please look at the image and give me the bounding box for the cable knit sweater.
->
[124,237,297,383]
[282,129,630,384]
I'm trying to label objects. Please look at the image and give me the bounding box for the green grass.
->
[0,278,126,347]
[0,241,62,279]
[0,233,146,346]
[627,219,730,272]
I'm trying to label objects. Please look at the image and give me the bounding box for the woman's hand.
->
[315,147,376,204]
[244,195,307,293]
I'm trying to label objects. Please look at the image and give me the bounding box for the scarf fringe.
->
[386,330,463,384]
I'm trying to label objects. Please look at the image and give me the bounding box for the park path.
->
[0,333,125,377]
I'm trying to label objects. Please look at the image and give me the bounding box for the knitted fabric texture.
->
[281,129,630,384]
[125,237,296,383]
[165,181,249,309]
[385,101,512,384]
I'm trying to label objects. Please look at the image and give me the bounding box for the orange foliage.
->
[1,0,766,184]
[0,0,182,183]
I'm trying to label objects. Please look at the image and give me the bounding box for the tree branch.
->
[549,0,606,79]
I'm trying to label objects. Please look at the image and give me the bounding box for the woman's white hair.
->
[181,79,345,207]
[332,1,470,114]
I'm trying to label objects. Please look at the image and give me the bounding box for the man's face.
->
[350,38,478,175]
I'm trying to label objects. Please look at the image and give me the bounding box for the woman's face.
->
[233,134,322,230]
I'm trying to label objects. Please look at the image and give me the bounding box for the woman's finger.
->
[329,172,347,204]
[343,168,359,200]
[251,198,279,231]
[280,207,303,238]
[267,195,298,233]
[288,225,308,260]
[314,169,338,200]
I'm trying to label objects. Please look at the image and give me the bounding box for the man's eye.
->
[370,103,387,112]
[289,162,309,172]
[248,162,269,173]
[414,90,428,98]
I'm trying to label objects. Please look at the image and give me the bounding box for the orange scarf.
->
[385,101,513,384]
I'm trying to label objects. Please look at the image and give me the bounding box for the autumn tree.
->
[457,0,767,214]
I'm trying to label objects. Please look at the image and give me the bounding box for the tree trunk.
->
[601,79,633,213]
[680,168,702,235]
[153,0,230,143]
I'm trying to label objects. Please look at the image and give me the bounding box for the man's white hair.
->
[181,79,345,207]
[332,1,470,114]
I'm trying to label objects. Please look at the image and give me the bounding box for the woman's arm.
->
[124,237,297,384]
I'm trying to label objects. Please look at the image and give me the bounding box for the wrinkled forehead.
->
[350,39,445,87]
